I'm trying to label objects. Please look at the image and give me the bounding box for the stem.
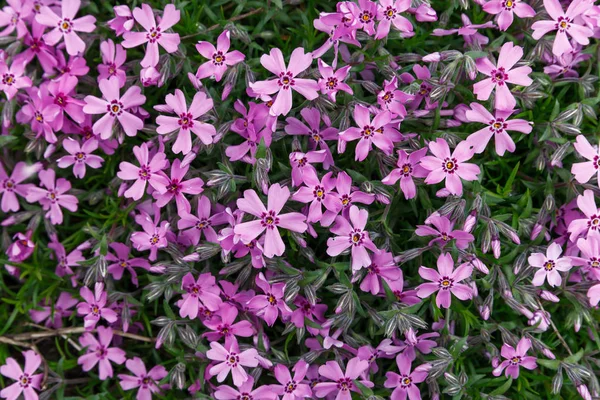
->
[6,327,154,343]
[181,8,264,40]
[537,300,573,356]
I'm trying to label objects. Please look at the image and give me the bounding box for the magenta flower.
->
[588,283,600,306]
[156,89,216,155]
[290,296,327,335]
[571,135,600,184]
[377,76,413,119]
[48,238,84,278]
[285,107,338,169]
[289,150,327,187]
[122,3,181,68]
[234,184,307,258]
[214,376,275,400]
[116,142,169,200]
[106,242,152,286]
[532,0,593,56]
[54,52,90,77]
[98,39,127,86]
[340,105,400,162]
[247,272,292,326]
[206,337,259,386]
[465,103,532,155]
[0,60,32,100]
[26,169,78,225]
[272,360,312,399]
[13,23,58,74]
[118,357,168,399]
[196,29,245,82]
[0,161,40,212]
[382,148,428,200]
[384,356,430,400]
[292,170,337,223]
[77,282,118,330]
[36,0,96,56]
[415,214,474,250]
[396,328,439,361]
[528,242,572,287]
[416,253,473,309]
[473,42,532,110]
[47,75,86,128]
[17,87,60,143]
[321,171,374,227]
[420,138,480,196]
[179,272,222,319]
[359,250,402,295]
[317,59,353,102]
[0,350,43,400]
[483,0,535,31]
[375,0,413,39]
[108,5,134,36]
[154,158,204,213]
[202,303,254,342]
[568,190,600,241]
[177,195,226,245]
[30,291,77,329]
[327,205,378,271]
[314,358,373,399]
[0,0,32,38]
[78,326,126,380]
[131,210,170,261]
[492,338,537,378]
[83,77,147,139]
[57,138,104,179]
[249,47,319,116]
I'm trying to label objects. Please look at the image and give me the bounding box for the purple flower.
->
[292,170,337,223]
[16,87,60,143]
[416,252,473,309]
[285,107,338,169]
[57,138,104,179]
[321,171,374,226]
[130,209,170,261]
[118,357,169,399]
[359,250,402,295]
[47,75,86,127]
[247,272,292,326]
[415,214,474,249]
[567,189,600,241]
[528,242,572,287]
[48,237,85,278]
[290,296,327,335]
[483,0,535,31]
[0,161,40,212]
[116,142,169,200]
[317,59,353,102]
[314,358,373,399]
[492,338,537,378]
[98,39,127,86]
[396,328,439,361]
[0,350,43,400]
[106,242,153,286]
[30,292,77,329]
[26,169,79,225]
[384,356,431,400]
[178,195,226,245]
[196,29,245,82]
[78,326,126,380]
[272,360,313,399]
[13,23,58,74]
[206,337,259,386]
[0,0,32,38]
[0,60,32,100]
[571,135,600,184]
[202,303,254,342]
[108,5,134,36]
[77,282,118,330]
[375,0,413,39]
[377,76,414,119]
[154,158,204,213]
[214,375,276,400]
[288,150,327,187]
[178,272,222,319]
[382,148,428,200]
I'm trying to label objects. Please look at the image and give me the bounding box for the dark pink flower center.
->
[502,0,515,9]
[490,118,507,134]
[58,18,73,33]
[138,165,151,180]
[261,210,279,229]
[340,194,352,208]
[149,234,160,245]
[267,293,277,306]
[361,125,375,138]
[382,91,394,103]
[2,73,15,86]
[107,63,117,76]
[367,263,380,275]
[96,346,108,359]
[147,27,162,42]
[400,375,413,388]
[557,16,570,32]
[226,352,240,367]
[278,71,295,89]
[491,67,508,85]
[178,113,194,130]
[3,179,15,191]
[196,219,210,230]
[350,229,365,246]
[401,163,413,177]
[167,179,181,194]
[588,215,600,230]
[326,77,338,89]
[359,11,374,23]
[439,276,454,289]
[108,100,124,116]
[213,51,226,66]
[54,93,67,107]
[91,304,100,316]
[18,374,32,388]
[47,190,58,202]
[75,152,86,162]
[543,260,555,271]
[384,6,397,19]
[439,232,453,242]
[510,356,521,365]
[285,380,297,393]
[313,185,325,200]
[337,378,353,391]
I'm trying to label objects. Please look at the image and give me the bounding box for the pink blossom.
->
[196,30,245,82]
[567,190,600,241]
[339,104,400,161]
[528,242,572,287]
[377,76,414,119]
[0,60,32,100]
[321,171,374,226]
[359,250,402,295]
[36,0,96,56]
[465,103,532,155]
[572,236,600,280]
[26,169,78,225]
[388,275,421,305]
[416,252,473,309]
[98,39,127,86]
[272,360,313,399]
[357,339,402,373]
[532,0,594,56]
[571,135,600,184]
[420,138,480,196]
[48,237,84,278]
[0,350,43,400]
[384,356,430,400]
[30,292,77,329]
[131,209,170,261]
[317,59,353,102]
[326,205,378,271]
[290,296,327,335]
[57,138,104,179]
[415,214,474,249]
[140,66,162,87]
[247,272,292,326]
[178,272,222,319]
[78,326,126,380]
[375,0,413,39]
[0,0,32,38]
[234,184,307,258]
[473,42,532,110]
[77,282,118,330]
[0,161,40,212]
[118,357,169,399]
[288,150,327,187]
[382,148,428,200]
[202,303,254,342]
[292,170,337,223]
[483,0,535,31]
[13,23,57,74]
[6,232,35,273]
[432,14,494,47]
[108,5,134,36]
[249,47,319,116]
[206,337,259,386]
[350,0,378,35]
[16,87,60,143]
[285,107,338,169]
[83,77,147,139]
[155,89,216,155]
[396,328,439,361]
[214,376,276,400]
[314,358,373,399]
[116,142,169,200]
[226,101,272,163]
[122,3,181,68]
[177,195,227,245]
[54,52,90,77]
[588,283,600,306]
[154,158,204,213]
[47,75,86,127]
[492,338,537,378]
[106,242,153,286]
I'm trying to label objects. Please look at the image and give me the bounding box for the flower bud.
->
[540,290,560,302]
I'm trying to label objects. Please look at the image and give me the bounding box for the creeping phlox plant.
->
[1,0,600,398]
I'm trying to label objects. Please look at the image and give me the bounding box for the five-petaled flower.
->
[416,252,473,309]
[528,242,572,287]
[492,337,537,378]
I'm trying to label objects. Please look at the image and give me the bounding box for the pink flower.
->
[416,253,473,309]
[116,142,169,200]
[317,59,353,102]
[77,282,118,330]
[272,360,313,399]
[532,0,594,56]
[156,89,216,155]
[384,356,430,400]
[568,189,600,241]
[292,170,337,223]
[483,0,535,31]
[396,328,439,361]
[340,105,401,161]
[420,138,480,196]
[54,52,90,77]
[178,272,222,319]
[314,358,373,399]
[432,14,494,48]
[202,303,254,342]
[234,184,308,258]
[528,242,572,287]
[0,350,43,400]
[326,205,378,271]
[106,242,153,286]
[473,42,532,110]
[48,238,84,277]
[36,0,96,56]
[352,0,378,35]
[588,283,600,306]
[13,23,58,74]
[492,338,537,378]
[382,148,428,199]
[285,107,338,169]
[108,5,134,36]
[377,76,414,119]
[122,3,181,68]
[154,158,204,213]
[321,171,374,227]
[571,135,600,184]
[0,0,32,38]
[359,250,402,295]
[375,0,413,39]
[196,30,245,82]
[30,292,77,329]
[247,272,292,326]
[83,76,147,139]
[17,87,60,143]
[465,103,532,155]
[118,357,168,399]
[131,209,170,261]
[177,195,227,245]
[47,75,86,127]
[98,39,127,86]
[249,47,319,116]
[288,150,327,187]
[415,214,474,249]
[26,169,78,225]
[206,337,259,386]
[57,138,104,179]
[0,60,32,100]
[214,376,276,400]
[290,296,327,335]
[78,326,126,380]
[0,161,40,212]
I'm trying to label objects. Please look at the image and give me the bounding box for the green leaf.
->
[489,378,513,396]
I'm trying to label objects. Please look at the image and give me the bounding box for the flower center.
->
[337,378,353,391]
[341,194,351,207]
[4,179,15,190]
[510,356,521,365]
[75,152,86,161]
[361,125,375,138]
[108,100,123,116]
[47,191,58,202]
[3,74,14,85]
[213,51,226,65]
[167,179,181,193]
[59,19,72,33]
[350,230,364,245]
[385,7,396,18]
[19,374,31,387]
[267,294,277,305]
[589,216,600,230]
[149,234,160,245]
[401,163,412,176]
[227,353,239,366]
[557,16,570,31]
[491,118,506,133]
[443,158,457,173]
[491,67,508,85]
[439,276,454,289]
[178,113,194,130]
[359,12,373,23]
[544,260,555,271]
[314,186,325,200]
[503,0,514,8]
[279,72,294,88]
[285,381,297,393]
[147,27,162,42]
[138,165,151,180]
[196,219,210,230]
[326,77,338,89]
[401,376,412,387]
[91,305,100,315]
[261,211,279,229]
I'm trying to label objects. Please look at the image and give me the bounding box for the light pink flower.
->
[118,357,169,399]
[116,142,169,200]
[416,253,473,309]
[492,338,537,378]
[359,250,402,295]
[321,171,374,227]
[131,209,170,261]
[285,107,337,169]
[588,283,600,306]
[196,30,245,82]
[473,42,532,110]
[377,76,414,119]
[0,161,40,212]
[108,5,134,36]
[0,350,43,400]
[26,169,79,225]
[249,47,319,116]
[567,189,600,241]
[214,376,276,400]
[98,39,127,86]
[415,214,475,249]
[47,75,86,128]
[30,292,77,329]
[288,150,327,187]
[0,0,32,38]
[272,360,313,399]
[375,0,413,39]
[178,272,222,319]
[0,60,32,100]
[206,337,259,386]
[106,242,153,286]
[382,148,428,199]
[384,356,430,400]
[57,138,104,179]
[317,59,353,102]
[13,23,58,74]
[528,242,572,287]
[314,358,373,399]
[483,0,535,31]
[177,195,226,245]
[77,282,118,330]
[292,170,337,223]
[78,326,126,380]
[247,272,292,326]
[202,303,254,342]
[571,135,600,184]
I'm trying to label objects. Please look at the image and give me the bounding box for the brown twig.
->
[7,327,154,343]
[181,8,264,40]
